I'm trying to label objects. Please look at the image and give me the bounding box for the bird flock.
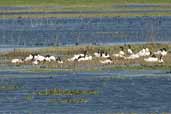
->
[11,53,63,65]
[11,45,168,65]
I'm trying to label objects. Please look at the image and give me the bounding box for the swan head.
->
[45,55,50,57]
[159,48,163,51]
[105,52,108,56]
[56,57,62,62]
[107,57,112,61]
[149,51,153,56]
[120,46,124,51]
[151,54,156,58]
[162,48,167,52]
[128,44,131,49]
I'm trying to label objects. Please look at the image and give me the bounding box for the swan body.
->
[161,50,167,56]
[68,54,85,62]
[24,54,33,61]
[113,51,125,57]
[45,57,51,62]
[125,54,140,59]
[36,55,45,62]
[154,50,162,55]
[101,53,110,58]
[144,56,164,63]
[49,56,56,61]
[57,61,64,64]
[154,48,167,56]
[100,59,112,64]
[94,52,101,57]
[78,55,92,62]
[11,59,23,64]
[137,48,150,57]
[32,60,39,65]
[56,57,63,64]
[137,49,146,56]
[127,49,133,55]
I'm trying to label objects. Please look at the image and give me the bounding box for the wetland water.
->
[0,70,171,113]
[0,16,171,47]
[1,5,171,113]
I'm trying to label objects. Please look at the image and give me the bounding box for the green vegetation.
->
[34,88,97,96]
[0,0,171,6]
[1,0,171,18]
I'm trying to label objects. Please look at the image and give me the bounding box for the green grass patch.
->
[1,0,171,6]
[1,12,171,19]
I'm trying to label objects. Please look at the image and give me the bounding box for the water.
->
[0,16,171,47]
[0,69,171,113]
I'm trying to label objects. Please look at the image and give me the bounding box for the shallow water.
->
[0,16,171,47]
[0,69,171,113]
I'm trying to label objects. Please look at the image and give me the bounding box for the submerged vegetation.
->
[0,85,21,91]
[48,98,88,104]
[34,88,97,96]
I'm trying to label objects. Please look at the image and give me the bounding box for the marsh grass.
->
[1,0,171,6]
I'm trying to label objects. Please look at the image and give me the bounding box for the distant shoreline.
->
[1,3,171,18]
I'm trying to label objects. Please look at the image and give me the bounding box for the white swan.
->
[154,49,162,55]
[127,45,133,55]
[137,48,150,57]
[94,49,101,57]
[11,59,23,64]
[144,55,164,63]
[44,55,56,62]
[24,54,34,62]
[154,48,167,56]
[36,55,45,62]
[127,48,133,55]
[125,54,140,60]
[58,61,64,64]
[101,53,110,58]
[68,54,83,62]
[68,51,87,62]
[32,60,39,65]
[100,57,113,64]
[94,52,101,58]
[137,48,146,56]
[78,55,92,62]
[49,56,56,61]
[113,47,125,58]
[56,57,64,64]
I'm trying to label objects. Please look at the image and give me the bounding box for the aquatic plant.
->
[0,85,21,91]
[48,98,88,104]
[34,88,97,96]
